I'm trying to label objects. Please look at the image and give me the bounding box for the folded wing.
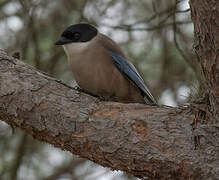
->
[107,50,156,104]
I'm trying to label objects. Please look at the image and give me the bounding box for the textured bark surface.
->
[0,50,219,179]
[190,0,219,121]
[0,1,219,179]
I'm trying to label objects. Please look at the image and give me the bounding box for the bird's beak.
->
[55,37,72,45]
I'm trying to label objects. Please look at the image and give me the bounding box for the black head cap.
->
[55,23,98,45]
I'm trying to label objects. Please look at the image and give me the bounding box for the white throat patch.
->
[62,41,91,57]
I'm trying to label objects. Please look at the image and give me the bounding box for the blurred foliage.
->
[0,0,202,179]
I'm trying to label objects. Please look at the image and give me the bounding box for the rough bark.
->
[0,1,219,179]
[0,50,218,180]
[190,0,219,121]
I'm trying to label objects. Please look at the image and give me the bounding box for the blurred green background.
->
[0,0,201,179]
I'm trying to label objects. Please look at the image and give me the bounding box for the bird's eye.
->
[73,32,81,40]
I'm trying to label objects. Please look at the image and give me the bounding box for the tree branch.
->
[0,50,218,179]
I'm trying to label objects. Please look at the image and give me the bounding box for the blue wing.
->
[107,50,156,104]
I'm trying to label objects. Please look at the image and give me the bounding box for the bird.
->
[55,23,156,104]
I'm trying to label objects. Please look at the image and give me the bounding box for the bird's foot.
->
[74,86,118,102]
[98,95,118,102]
[74,86,99,97]
[74,86,83,92]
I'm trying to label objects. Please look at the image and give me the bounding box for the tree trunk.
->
[190,0,219,121]
[0,0,218,179]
